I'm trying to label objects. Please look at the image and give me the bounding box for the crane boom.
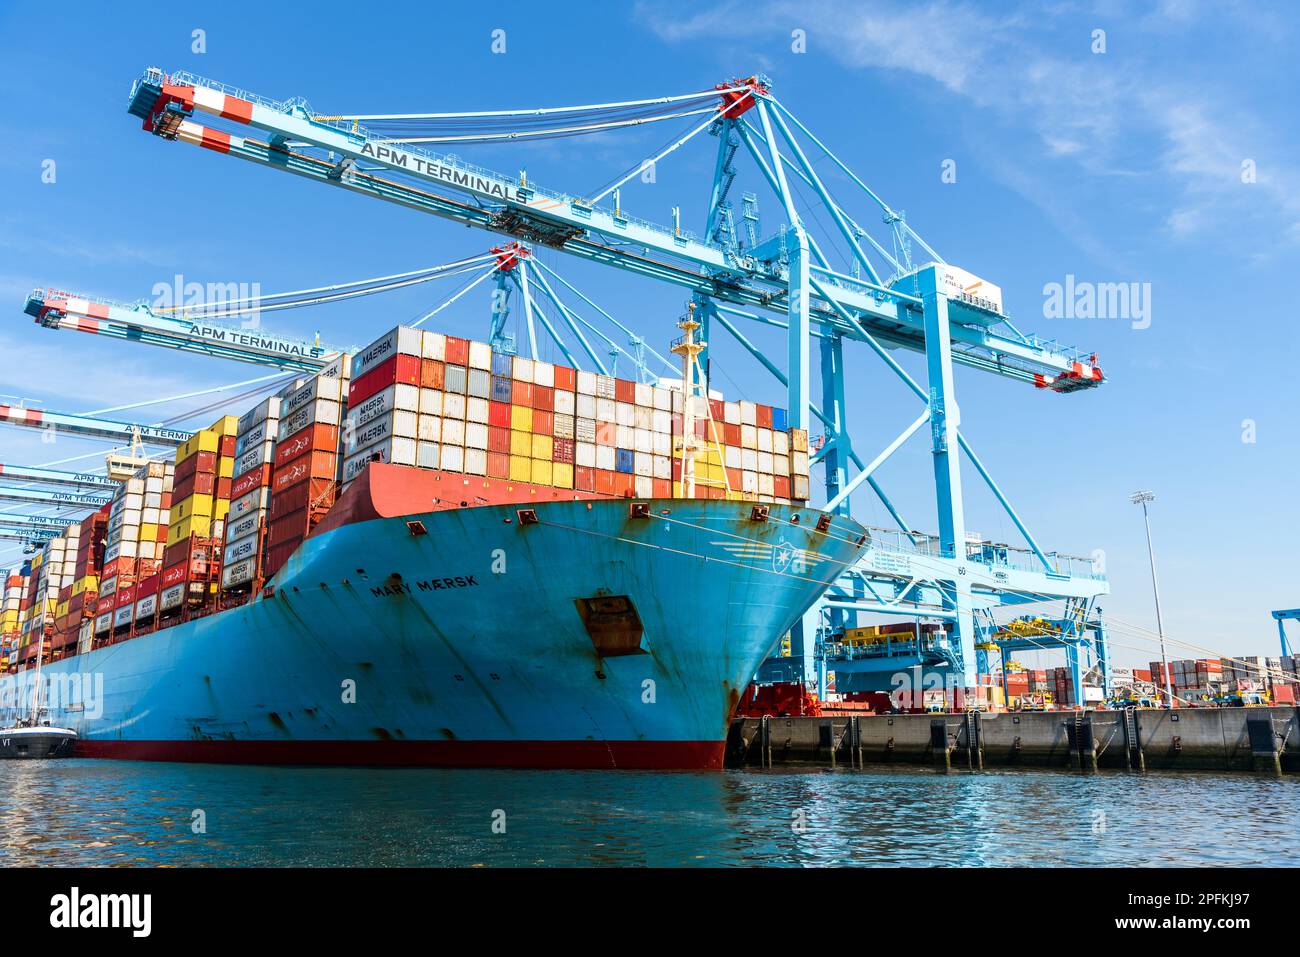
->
[126,68,1103,387]
[0,404,191,446]
[0,464,118,490]
[25,288,341,373]
[0,486,113,508]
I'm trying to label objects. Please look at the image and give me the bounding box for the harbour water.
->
[1,761,1295,867]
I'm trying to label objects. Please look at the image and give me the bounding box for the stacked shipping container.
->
[339,325,812,503]
[96,460,174,643]
[220,395,281,593]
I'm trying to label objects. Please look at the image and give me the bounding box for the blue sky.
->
[0,1,1296,665]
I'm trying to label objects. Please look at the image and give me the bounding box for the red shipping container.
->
[230,464,273,500]
[161,562,188,588]
[488,401,511,428]
[487,452,509,479]
[728,468,744,490]
[445,336,469,365]
[174,450,217,484]
[115,586,136,609]
[652,478,670,498]
[275,423,340,470]
[574,466,596,492]
[420,358,445,390]
[724,423,742,446]
[219,434,237,457]
[614,379,635,403]
[488,427,510,454]
[595,422,617,446]
[511,381,533,406]
[553,438,574,464]
[612,473,634,496]
[532,385,554,412]
[532,410,553,436]
[261,537,301,579]
[705,486,724,500]
[774,475,791,498]
[136,575,160,599]
[554,366,576,392]
[349,354,421,406]
[756,405,773,429]
[172,470,216,502]
[272,450,337,494]
[709,398,725,422]
[594,469,616,495]
[268,512,313,548]
[270,476,336,522]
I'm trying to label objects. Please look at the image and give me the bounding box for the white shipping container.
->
[421,330,446,361]
[237,396,282,436]
[134,593,157,620]
[160,583,185,611]
[512,356,534,384]
[230,487,271,520]
[113,605,133,629]
[466,397,489,424]
[278,397,341,442]
[576,394,597,419]
[653,455,671,479]
[576,442,596,468]
[224,532,260,565]
[94,611,113,634]
[417,415,442,442]
[225,510,263,545]
[576,370,597,396]
[221,557,258,590]
[596,446,616,471]
[439,445,464,473]
[344,414,404,457]
[419,388,444,416]
[443,393,466,420]
[416,441,440,469]
[468,340,492,370]
[554,391,575,415]
[653,387,672,412]
[353,326,422,380]
[465,448,488,476]
[442,418,466,446]
[235,439,276,477]
[341,437,418,483]
[347,384,419,430]
[465,422,488,450]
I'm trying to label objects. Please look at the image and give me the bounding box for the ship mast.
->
[670,303,707,500]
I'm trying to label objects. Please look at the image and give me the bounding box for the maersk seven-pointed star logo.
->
[772,539,798,573]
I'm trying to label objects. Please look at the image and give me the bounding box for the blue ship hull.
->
[22,494,866,769]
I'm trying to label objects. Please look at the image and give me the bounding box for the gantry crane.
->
[120,67,1109,691]
[0,486,112,509]
[0,463,119,490]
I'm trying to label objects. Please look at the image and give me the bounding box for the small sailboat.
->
[0,631,77,759]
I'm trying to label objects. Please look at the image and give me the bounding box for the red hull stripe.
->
[74,739,726,770]
[200,128,232,154]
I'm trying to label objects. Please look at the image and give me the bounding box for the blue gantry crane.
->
[115,66,1109,695]
[1273,609,1299,657]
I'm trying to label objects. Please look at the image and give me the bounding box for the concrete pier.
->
[726,706,1300,772]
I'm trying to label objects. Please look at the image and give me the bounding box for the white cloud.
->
[639,0,1300,250]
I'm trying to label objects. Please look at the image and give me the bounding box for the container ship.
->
[0,320,868,769]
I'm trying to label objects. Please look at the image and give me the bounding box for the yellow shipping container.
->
[176,429,219,464]
[217,455,235,479]
[140,524,158,543]
[56,600,70,619]
[167,514,212,547]
[551,462,574,489]
[213,498,230,522]
[510,405,533,432]
[508,456,532,482]
[530,434,553,460]
[510,430,532,457]
[72,575,98,596]
[171,493,214,522]
[530,459,553,485]
[210,415,238,437]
